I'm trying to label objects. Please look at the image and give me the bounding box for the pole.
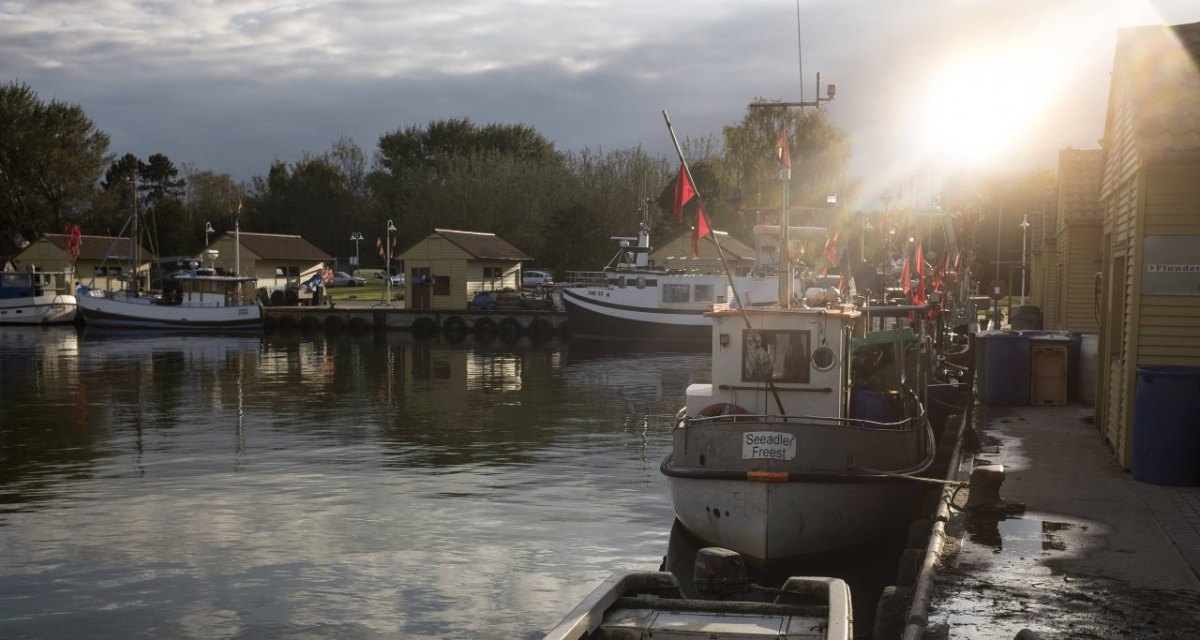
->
[384,220,396,304]
[1019,214,1030,306]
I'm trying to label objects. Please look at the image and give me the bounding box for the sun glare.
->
[918,48,1056,168]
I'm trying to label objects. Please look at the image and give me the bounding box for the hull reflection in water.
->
[0,328,709,639]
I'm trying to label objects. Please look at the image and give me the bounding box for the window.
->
[483,266,503,279]
[433,275,450,295]
[275,266,299,277]
[662,284,690,303]
[693,284,714,302]
[742,329,811,383]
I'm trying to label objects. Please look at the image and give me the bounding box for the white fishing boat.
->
[75,192,261,332]
[0,269,77,325]
[561,220,783,347]
[76,266,261,331]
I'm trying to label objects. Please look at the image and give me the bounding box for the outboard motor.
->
[693,547,750,600]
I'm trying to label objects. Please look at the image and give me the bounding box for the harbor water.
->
[0,327,704,639]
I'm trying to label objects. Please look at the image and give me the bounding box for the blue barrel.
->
[983,332,1031,406]
[1132,366,1200,486]
[852,389,904,422]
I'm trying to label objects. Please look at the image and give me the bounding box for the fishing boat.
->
[76,266,261,331]
[75,191,261,331]
[543,548,852,640]
[560,215,783,347]
[0,269,77,325]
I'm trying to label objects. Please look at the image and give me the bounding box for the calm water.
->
[0,327,707,639]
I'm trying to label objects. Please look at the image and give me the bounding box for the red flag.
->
[65,223,82,262]
[672,165,695,222]
[376,237,384,258]
[823,231,840,267]
[899,257,911,294]
[775,130,791,170]
[932,254,948,292]
[690,204,712,259]
[819,266,828,277]
[914,242,927,305]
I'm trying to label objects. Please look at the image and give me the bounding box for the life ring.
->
[698,403,750,418]
[499,317,521,341]
[442,316,466,335]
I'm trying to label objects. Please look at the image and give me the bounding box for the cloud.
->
[3,0,1198,207]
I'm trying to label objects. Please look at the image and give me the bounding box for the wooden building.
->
[200,231,331,291]
[648,230,757,273]
[13,233,156,292]
[1096,22,1200,467]
[397,229,533,310]
[1052,148,1104,334]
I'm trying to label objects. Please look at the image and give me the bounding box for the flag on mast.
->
[671,165,695,222]
[691,204,712,259]
[775,129,791,180]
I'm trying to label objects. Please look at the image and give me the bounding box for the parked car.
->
[330,271,366,287]
[390,273,405,286]
[522,270,553,288]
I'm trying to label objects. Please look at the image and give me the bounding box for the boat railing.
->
[563,270,608,285]
[682,411,927,432]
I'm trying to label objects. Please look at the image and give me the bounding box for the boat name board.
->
[742,431,796,460]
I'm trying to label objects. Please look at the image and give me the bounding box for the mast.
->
[131,179,139,294]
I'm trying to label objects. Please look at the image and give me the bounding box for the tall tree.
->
[0,81,110,258]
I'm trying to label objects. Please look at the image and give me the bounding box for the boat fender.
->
[697,403,749,418]
[442,316,466,335]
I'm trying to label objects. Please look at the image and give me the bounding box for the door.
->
[412,267,431,310]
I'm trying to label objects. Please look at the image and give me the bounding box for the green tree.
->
[0,81,110,258]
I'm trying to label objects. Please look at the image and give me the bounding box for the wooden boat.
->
[543,548,852,640]
[0,269,77,325]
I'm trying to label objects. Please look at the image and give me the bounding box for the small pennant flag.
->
[672,165,695,222]
[690,204,712,259]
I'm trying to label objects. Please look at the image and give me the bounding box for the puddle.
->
[965,515,1087,557]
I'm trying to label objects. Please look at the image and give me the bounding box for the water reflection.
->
[0,328,698,638]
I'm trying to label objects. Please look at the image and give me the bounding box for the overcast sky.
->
[4,0,1198,210]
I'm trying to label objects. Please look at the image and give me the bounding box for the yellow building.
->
[1053,148,1104,334]
[397,229,533,310]
[199,231,331,291]
[648,230,757,273]
[1096,22,1200,467]
[13,233,156,292]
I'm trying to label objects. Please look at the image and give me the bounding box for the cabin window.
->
[483,266,503,279]
[433,275,450,296]
[742,329,811,384]
[662,284,690,303]
[693,284,714,302]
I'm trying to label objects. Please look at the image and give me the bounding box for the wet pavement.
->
[928,404,1200,639]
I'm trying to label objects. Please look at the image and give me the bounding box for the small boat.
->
[543,548,852,640]
[561,209,782,347]
[76,266,261,331]
[0,269,77,325]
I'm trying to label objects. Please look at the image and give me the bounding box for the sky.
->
[4,0,1199,210]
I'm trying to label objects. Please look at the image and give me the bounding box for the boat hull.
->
[666,473,922,561]
[77,292,261,331]
[0,294,77,325]
[662,410,932,561]
[561,287,710,345]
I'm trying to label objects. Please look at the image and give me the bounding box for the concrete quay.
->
[925,404,1200,639]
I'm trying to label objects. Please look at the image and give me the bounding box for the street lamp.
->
[205,221,214,246]
[349,232,364,271]
[384,220,397,304]
[1019,214,1031,305]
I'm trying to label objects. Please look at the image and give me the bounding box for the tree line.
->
[1,79,866,276]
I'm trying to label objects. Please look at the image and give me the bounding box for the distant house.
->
[1095,21,1200,467]
[648,230,757,273]
[13,233,156,292]
[397,229,533,310]
[199,231,331,291]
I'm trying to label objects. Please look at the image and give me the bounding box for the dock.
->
[263,302,568,339]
